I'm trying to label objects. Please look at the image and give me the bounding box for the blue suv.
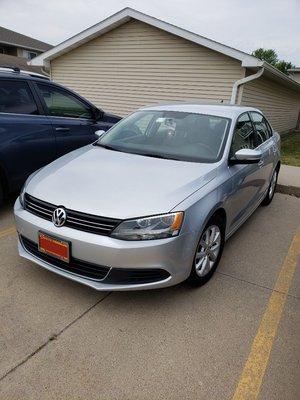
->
[0,68,121,205]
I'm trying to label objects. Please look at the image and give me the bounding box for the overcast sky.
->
[0,0,299,65]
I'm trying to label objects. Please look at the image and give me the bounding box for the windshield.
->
[97,110,231,163]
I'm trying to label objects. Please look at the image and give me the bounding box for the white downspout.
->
[230,68,264,104]
[41,67,50,77]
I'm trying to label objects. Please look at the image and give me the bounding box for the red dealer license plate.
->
[38,232,70,263]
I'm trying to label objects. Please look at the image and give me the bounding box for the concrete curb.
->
[276,184,300,198]
[277,165,300,198]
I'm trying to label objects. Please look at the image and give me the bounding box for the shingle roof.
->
[0,26,52,52]
[0,54,48,75]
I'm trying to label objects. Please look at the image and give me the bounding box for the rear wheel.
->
[188,215,225,286]
[261,167,278,206]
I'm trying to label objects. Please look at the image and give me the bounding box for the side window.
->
[231,113,255,155]
[36,84,92,119]
[0,80,39,115]
[250,112,272,146]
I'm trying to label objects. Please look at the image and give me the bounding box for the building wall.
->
[289,72,300,84]
[50,19,243,116]
[241,75,300,133]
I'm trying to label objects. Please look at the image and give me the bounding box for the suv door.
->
[0,78,56,192]
[35,83,104,157]
[249,111,274,197]
[227,112,263,230]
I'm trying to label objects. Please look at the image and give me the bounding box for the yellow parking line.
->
[232,226,300,400]
[0,226,16,239]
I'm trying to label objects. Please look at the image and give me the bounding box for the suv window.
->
[230,113,255,155]
[36,83,92,119]
[0,80,39,115]
[250,112,272,145]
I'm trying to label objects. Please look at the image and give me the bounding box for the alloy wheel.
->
[194,225,221,277]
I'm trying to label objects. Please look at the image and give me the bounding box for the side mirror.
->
[92,107,104,121]
[230,149,262,165]
[95,129,106,138]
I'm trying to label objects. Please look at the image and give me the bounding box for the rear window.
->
[0,80,39,115]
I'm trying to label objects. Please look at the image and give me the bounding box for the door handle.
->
[55,127,70,132]
[258,160,264,167]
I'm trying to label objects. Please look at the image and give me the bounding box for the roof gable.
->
[29,7,261,68]
[28,7,300,92]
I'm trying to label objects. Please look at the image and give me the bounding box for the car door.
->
[0,78,56,192]
[249,111,274,197]
[226,112,264,230]
[34,82,105,158]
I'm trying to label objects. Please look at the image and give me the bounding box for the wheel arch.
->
[206,206,227,232]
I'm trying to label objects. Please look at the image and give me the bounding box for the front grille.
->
[21,235,170,285]
[24,193,121,236]
[21,236,110,281]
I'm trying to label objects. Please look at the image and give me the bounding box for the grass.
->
[280,130,300,167]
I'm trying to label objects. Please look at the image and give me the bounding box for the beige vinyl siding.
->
[289,73,300,84]
[241,75,300,133]
[51,19,243,116]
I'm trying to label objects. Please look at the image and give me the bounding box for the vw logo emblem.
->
[52,207,67,227]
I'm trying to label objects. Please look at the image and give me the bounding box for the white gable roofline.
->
[29,7,262,68]
[29,7,300,92]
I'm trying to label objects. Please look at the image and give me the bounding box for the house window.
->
[28,51,37,60]
[23,49,38,60]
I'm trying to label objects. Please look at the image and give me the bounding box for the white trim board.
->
[29,7,300,92]
[29,7,261,68]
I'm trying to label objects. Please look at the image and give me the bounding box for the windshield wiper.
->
[137,152,179,161]
[95,142,121,152]
[95,144,179,160]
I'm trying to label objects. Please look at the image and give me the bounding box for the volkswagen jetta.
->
[14,103,280,290]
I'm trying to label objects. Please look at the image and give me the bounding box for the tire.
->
[188,214,225,287]
[0,180,3,208]
[261,167,278,206]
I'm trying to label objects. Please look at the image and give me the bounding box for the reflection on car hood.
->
[27,145,217,219]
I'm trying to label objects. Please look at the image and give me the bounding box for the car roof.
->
[140,102,262,118]
[0,68,49,82]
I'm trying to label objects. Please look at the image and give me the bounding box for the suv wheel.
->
[188,215,225,286]
[0,179,3,207]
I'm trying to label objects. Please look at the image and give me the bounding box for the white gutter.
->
[230,68,264,104]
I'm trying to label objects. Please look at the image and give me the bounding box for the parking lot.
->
[0,193,299,399]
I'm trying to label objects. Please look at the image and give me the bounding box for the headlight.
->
[111,212,184,240]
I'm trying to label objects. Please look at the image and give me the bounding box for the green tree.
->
[252,48,278,66]
[252,48,295,75]
[275,60,295,75]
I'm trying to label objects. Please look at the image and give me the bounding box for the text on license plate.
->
[38,232,70,263]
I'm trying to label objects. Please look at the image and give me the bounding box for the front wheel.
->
[261,168,278,206]
[188,215,225,286]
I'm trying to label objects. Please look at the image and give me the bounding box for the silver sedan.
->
[14,104,280,290]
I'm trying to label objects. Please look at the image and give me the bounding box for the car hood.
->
[27,145,217,219]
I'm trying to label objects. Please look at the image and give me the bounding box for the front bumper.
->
[14,199,195,290]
